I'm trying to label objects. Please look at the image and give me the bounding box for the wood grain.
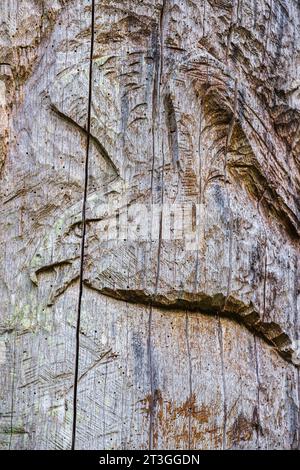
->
[0,0,299,449]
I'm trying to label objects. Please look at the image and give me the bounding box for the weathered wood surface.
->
[0,0,300,449]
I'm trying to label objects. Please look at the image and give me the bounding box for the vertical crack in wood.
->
[120,306,130,448]
[71,0,95,451]
[293,255,300,449]
[155,140,165,293]
[102,361,108,449]
[159,0,166,86]
[154,0,167,291]
[297,369,300,449]
[150,0,166,194]
[254,335,261,448]
[262,250,268,321]
[217,316,227,449]
[148,3,166,446]
[257,189,268,322]
[8,331,17,450]
[225,79,238,299]
[194,105,203,290]
[185,312,193,450]
[147,305,154,450]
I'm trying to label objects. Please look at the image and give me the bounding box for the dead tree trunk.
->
[0,0,300,450]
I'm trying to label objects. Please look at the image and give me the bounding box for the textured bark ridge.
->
[0,0,300,450]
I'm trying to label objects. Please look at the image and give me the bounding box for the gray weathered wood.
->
[0,0,299,449]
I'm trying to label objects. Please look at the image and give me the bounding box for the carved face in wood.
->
[2,0,300,453]
[4,0,297,361]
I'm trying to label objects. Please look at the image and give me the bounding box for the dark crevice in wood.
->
[297,369,300,449]
[164,93,180,170]
[148,2,166,449]
[217,316,227,450]
[253,336,262,447]
[150,28,159,194]
[8,332,17,450]
[154,0,167,295]
[155,139,165,294]
[71,0,95,451]
[147,305,154,450]
[185,312,192,450]
[224,80,238,299]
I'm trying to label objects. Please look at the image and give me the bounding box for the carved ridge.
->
[85,284,298,367]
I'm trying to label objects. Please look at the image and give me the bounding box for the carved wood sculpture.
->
[0,0,300,450]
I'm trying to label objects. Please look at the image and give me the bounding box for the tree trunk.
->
[0,0,299,450]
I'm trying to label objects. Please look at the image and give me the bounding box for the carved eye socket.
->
[73,222,83,238]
